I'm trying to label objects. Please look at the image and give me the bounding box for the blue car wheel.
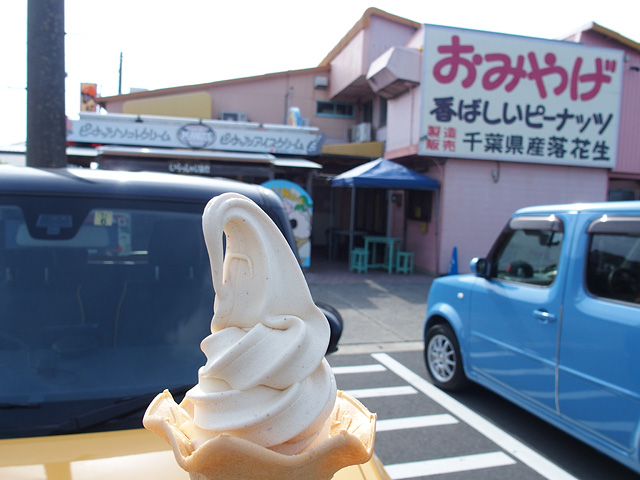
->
[424,323,468,391]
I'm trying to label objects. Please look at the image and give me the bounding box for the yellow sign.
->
[94,210,113,226]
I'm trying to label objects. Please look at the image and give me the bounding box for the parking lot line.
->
[333,364,387,374]
[385,451,516,479]
[372,353,579,480]
[345,386,417,399]
[376,414,458,432]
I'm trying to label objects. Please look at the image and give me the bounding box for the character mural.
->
[262,180,313,268]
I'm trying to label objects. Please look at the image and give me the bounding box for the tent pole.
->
[386,190,392,238]
[348,186,355,270]
[329,187,334,259]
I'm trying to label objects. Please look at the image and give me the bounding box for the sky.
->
[1,0,638,147]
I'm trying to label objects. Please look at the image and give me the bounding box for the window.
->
[489,216,564,286]
[316,101,355,118]
[586,216,640,304]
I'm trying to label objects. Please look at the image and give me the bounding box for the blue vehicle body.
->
[425,201,640,474]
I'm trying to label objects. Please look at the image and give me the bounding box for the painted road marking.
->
[372,353,579,480]
[333,364,387,375]
[386,452,516,479]
[345,385,417,399]
[376,414,458,432]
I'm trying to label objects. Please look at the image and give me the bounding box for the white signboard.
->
[419,25,624,168]
[67,115,325,156]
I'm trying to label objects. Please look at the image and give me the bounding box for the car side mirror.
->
[470,257,489,277]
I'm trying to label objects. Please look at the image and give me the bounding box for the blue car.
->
[424,201,640,474]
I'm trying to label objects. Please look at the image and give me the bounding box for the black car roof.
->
[0,165,298,256]
[0,165,274,205]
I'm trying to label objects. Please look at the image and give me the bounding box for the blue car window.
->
[586,232,640,304]
[493,228,563,286]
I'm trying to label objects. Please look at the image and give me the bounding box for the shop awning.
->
[94,146,323,170]
[331,157,438,190]
[271,158,322,169]
[96,145,274,163]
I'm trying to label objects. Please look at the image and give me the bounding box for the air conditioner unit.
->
[221,111,248,122]
[314,76,329,90]
[349,122,372,143]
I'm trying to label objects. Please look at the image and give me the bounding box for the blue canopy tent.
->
[331,157,439,190]
[330,158,439,267]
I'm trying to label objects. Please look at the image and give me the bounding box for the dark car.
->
[0,165,343,441]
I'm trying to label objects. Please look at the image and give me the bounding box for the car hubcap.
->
[428,333,456,383]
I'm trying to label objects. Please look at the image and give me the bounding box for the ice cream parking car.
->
[0,166,388,480]
[424,201,640,474]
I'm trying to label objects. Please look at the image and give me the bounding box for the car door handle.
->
[533,309,556,324]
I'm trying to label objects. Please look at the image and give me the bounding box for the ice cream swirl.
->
[182,193,337,454]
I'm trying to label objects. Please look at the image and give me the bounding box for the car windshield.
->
[0,194,213,437]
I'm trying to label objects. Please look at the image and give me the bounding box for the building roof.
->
[566,22,640,53]
[317,7,421,67]
[97,66,330,104]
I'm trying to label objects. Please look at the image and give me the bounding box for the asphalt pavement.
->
[304,260,435,354]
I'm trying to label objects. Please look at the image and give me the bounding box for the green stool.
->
[396,251,414,274]
[350,248,369,274]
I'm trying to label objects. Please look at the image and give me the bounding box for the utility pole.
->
[26,0,67,168]
[118,52,123,95]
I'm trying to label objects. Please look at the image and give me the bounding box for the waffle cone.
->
[143,389,376,480]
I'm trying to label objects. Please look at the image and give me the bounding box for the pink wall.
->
[577,30,640,176]
[366,16,420,65]
[382,26,423,157]
[385,85,421,154]
[389,186,441,274]
[436,159,609,274]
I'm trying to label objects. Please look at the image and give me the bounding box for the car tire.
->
[424,323,468,391]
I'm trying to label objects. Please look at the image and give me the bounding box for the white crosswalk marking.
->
[372,353,579,480]
[385,452,516,479]
[333,364,387,374]
[376,414,458,432]
[345,385,417,398]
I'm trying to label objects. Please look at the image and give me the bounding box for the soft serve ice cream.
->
[143,193,375,480]
[181,192,336,454]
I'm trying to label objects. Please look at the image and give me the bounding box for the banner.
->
[68,113,325,156]
[419,25,624,168]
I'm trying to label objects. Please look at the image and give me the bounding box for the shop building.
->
[86,8,640,274]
